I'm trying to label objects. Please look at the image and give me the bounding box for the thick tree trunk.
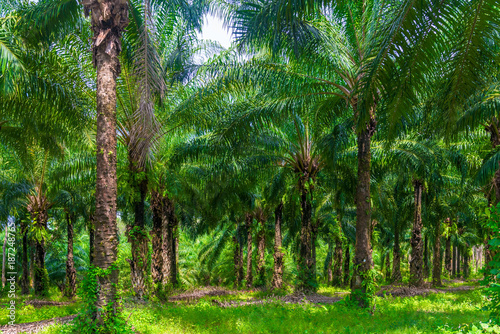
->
[392,220,402,283]
[352,123,375,306]
[21,220,29,295]
[452,245,457,277]
[272,203,284,289]
[457,246,461,278]
[423,236,430,279]
[385,253,391,282]
[162,197,178,287]
[233,226,242,287]
[410,180,424,287]
[432,220,443,287]
[85,0,128,322]
[256,218,266,286]
[150,190,163,287]
[297,181,315,292]
[326,243,333,285]
[445,236,452,275]
[463,247,470,279]
[332,238,343,287]
[128,173,149,298]
[29,206,49,296]
[343,243,350,286]
[245,213,253,288]
[64,213,77,298]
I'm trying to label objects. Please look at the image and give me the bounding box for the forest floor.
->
[0,280,489,334]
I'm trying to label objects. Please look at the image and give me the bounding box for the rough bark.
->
[27,200,49,296]
[423,236,430,279]
[162,197,178,287]
[326,243,333,285]
[256,217,266,286]
[392,220,402,283]
[84,0,128,322]
[385,253,391,282]
[332,238,343,287]
[150,190,163,287]
[410,179,424,287]
[64,213,77,298]
[352,121,375,306]
[463,247,470,278]
[245,213,253,288]
[233,228,242,287]
[297,177,316,292]
[343,243,350,286]
[445,236,452,275]
[452,245,457,277]
[432,220,443,287]
[21,219,29,295]
[457,246,461,278]
[272,202,284,289]
[127,172,149,298]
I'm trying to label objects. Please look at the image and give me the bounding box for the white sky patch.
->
[198,14,233,49]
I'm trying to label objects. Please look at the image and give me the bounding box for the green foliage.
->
[67,265,133,334]
[482,203,500,323]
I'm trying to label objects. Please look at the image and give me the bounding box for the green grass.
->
[121,289,487,334]
[14,288,490,333]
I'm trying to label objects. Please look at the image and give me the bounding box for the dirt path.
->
[376,284,476,298]
[0,315,76,334]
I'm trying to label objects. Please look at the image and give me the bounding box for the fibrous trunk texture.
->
[445,236,452,275]
[432,220,443,287]
[84,0,128,322]
[150,190,163,288]
[256,218,266,286]
[272,203,284,289]
[21,220,29,295]
[452,245,457,277]
[326,243,333,285]
[456,246,461,278]
[332,237,343,287]
[423,236,430,279]
[162,197,178,287]
[385,253,391,282]
[410,180,424,287]
[297,176,316,292]
[245,213,253,288]
[27,198,49,296]
[233,222,242,287]
[463,247,470,278]
[343,244,350,286]
[352,122,375,307]
[64,213,77,298]
[128,170,149,298]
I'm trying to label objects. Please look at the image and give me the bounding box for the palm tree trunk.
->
[463,247,470,279]
[385,253,391,282]
[343,243,350,286]
[352,124,375,306]
[452,244,457,277]
[21,220,29,295]
[256,218,266,286]
[233,224,242,287]
[245,213,253,288]
[85,0,128,322]
[445,236,452,275]
[423,236,430,279]
[326,243,333,285]
[150,190,163,288]
[162,197,178,287]
[128,173,149,298]
[332,237,343,287]
[30,207,48,296]
[392,220,402,283]
[298,179,315,292]
[272,202,284,289]
[64,213,77,298]
[457,246,461,278]
[432,220,443,287]
[410,179,424,287]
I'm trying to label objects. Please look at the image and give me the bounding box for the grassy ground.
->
[6,284,489,334]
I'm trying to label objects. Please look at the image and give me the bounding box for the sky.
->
[198,14,233,49]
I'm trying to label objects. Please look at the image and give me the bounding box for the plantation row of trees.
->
[0,0,499,326]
